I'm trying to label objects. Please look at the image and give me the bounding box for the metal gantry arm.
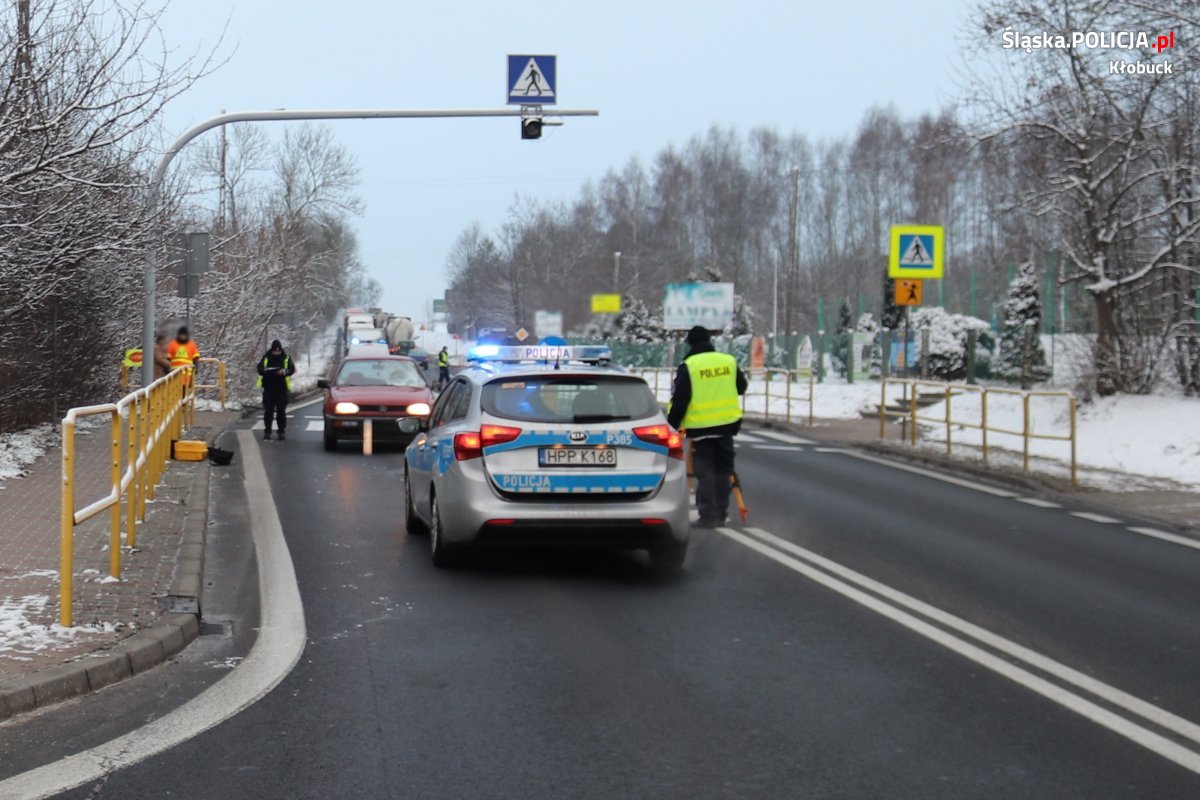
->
[142,106,600,384]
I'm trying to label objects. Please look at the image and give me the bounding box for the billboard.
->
[663,282,734,330]
[534,310,563,338]
[591,294,622,314]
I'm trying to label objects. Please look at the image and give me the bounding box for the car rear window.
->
[482,375,658,424]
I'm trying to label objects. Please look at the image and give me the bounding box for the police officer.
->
[667,326,747,528]
[437,346,451,390]
[257,340,296,440]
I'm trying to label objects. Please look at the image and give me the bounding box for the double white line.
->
[717,525,1200,776]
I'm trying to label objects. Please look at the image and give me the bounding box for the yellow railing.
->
[879,379,1077,485]
[59,361,225,626]
[120,357,226,410]
[630,366,815,427]
[745,368,815,426]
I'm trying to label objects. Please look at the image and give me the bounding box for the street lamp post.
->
[140,107,600,385]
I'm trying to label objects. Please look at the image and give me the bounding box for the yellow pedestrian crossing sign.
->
[889,224,944,279]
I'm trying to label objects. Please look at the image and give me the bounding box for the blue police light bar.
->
[467,344,611,364]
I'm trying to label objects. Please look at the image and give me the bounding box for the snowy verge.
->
[0,424,57,482]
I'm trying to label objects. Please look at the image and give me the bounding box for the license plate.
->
[538,447,617,467]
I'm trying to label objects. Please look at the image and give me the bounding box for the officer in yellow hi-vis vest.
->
[256,340,296,441]
[667,326,747,528]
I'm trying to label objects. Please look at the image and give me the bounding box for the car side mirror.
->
[317,379,330,390]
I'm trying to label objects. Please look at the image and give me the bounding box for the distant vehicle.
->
[318,356,434,452]
[385,316,415,346]
[348,343,390,358]
[406,348,431,369]
[404,345,689,569]
[345,313,374,330]
[348,328,388,347]
[476,327,511,345]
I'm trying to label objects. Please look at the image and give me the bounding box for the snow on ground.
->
[917,389,1200,489]
[0,423,56,482]
[0,593,120,662]
[292,324,340,395]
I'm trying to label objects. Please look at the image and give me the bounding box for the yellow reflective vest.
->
[438,350,450,367]
[678,351,742,430]
[257,355,293,391]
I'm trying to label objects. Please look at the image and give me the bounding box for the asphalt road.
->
[4,411,1200,798]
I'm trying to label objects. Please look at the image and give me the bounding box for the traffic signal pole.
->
[141,107,600,385]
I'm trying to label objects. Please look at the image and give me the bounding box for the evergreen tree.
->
[614,296,664,342]
[830,297,854,377]
[997,260,1047,384]
[881,271,903,331]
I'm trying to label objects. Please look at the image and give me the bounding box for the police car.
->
[403,344,690,569]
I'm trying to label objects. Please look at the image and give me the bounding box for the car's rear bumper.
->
[435,461,690,549]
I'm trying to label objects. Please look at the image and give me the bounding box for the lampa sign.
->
[663,282,735,331]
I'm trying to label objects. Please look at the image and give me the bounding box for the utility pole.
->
[217,109,227,227]
[138,107,600,385]
[612,251,621,292]
[783,166,800,366]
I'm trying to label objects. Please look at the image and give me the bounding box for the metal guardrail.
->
[879,378,1077,485]
[630,367,815,427]
[59,361,225,626]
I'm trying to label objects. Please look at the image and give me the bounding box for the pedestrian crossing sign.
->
[507,54,557,105]
[889,224,944,279]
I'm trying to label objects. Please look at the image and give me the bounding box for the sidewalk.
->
[0,409,238,685]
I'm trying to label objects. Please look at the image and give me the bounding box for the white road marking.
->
[1016,497,1062,508]
[289,395,324,412]
[814,447,850,454]
[753,430,815,445]
[736,433,766,443]
[718,525,1200,776]
[750,444,803,452]
[251,420,264,430]
[834,450,1017,498]
[1127,526,1200,553]
[304,415,323,420]
[305,420,324,432]
[0,431,308,799]
[1071,511,1121,524]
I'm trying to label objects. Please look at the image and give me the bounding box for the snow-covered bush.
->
[910,307,994,381]
[996,261,1048,385]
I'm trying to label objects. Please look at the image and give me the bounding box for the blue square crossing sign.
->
[507,55,557,105]
[889,224,944,279]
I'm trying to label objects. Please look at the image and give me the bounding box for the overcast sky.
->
[158,0,971,318]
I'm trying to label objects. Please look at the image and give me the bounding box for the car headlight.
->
[334,402,360,415]
[407,402,431,416]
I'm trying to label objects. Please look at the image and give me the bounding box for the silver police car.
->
[403,345,690,569]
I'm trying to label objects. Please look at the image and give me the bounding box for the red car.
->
[317,355,433,452]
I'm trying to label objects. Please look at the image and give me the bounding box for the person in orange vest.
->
[169,326,201,387]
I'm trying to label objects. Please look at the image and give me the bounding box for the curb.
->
[0,421,222,724]
[0,613,199,722]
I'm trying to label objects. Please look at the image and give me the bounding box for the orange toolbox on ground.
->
[172,440,208,461]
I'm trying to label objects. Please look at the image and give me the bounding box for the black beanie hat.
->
[686,326,712,346]
[270,339,282,350]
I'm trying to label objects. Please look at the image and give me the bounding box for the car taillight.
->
[453,432,482,460]
[480,425,522,447]
[634,424,684,460]
[454,426,522,460]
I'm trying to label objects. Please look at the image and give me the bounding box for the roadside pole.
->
[140,107,600,385]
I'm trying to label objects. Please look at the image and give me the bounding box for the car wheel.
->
[650,542,688,573]
[405,467,428,535]
[429,496,461,567]
[323,424,337,452]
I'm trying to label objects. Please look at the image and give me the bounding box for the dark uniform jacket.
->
[257,350,295,392]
